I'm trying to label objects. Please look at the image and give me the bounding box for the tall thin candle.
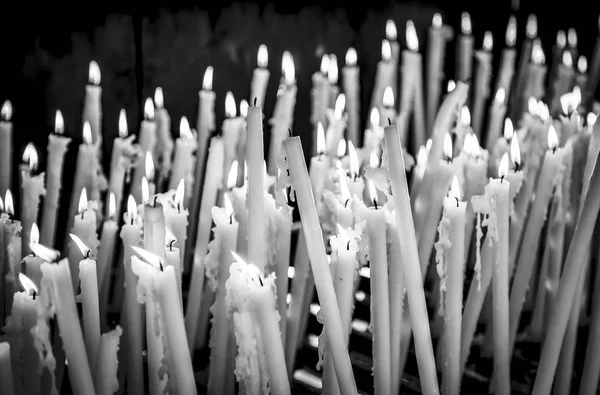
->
[0,101,13,197]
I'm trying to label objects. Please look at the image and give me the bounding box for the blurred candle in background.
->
[0,101,13,198]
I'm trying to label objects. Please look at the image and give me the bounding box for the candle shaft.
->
[79,258,101,372]
[0,121,13,197]
[246,106,266,269]
[94,326,122,395]
[41,134,70,247]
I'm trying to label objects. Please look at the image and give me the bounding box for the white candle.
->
[84,61,102,149]
[153,87,174,185]
[222,92,244,181]
[0,101,13,197]
[494,16,517,101]
[342,48,360,146]
[511,14,537,119]
[325,94,347,158]
[169,116,198,204]
[311,55,331,145]
[94,326,122,395]
[67,189,98,290]
[370,40,395,113]
[246,105,266,269]
[456,12,474,82]
[20,145,45,256]
[251,44,270,109]
[97,193,118,329]
[143,198,166,259]
[3,192,21,316]
[131,98,156,203]
[484,89,508,152]
[426,14,453,133]
[109,109,137,217]
[472,32,493,140]
[0,342,15,395]
[167,180,189,268]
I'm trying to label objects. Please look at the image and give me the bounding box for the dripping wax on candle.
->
[251,44,270,108]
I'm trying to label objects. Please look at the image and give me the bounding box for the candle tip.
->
[567,28,577,48]
[327,54,338,85]
[526,14,537,39]
[118,109,128,138]
[1,100,12,122]
[432,13,443,28]
[556,30,566,49]
[179,116,192,139]
[5,190,14,216]
[406,20,419,51]
[54,110,64,134]
[388,117,392,126]
[510,135,521,170]
[203,66,214,91]
[345,48,357,67]
[144,98,155,121]
[577,56,588,74]
[461,12,472,35]
[506,15,517,47]
[257,44,268,68]
[18,273,38,296]
[282,51,295,85]
[225,92,237,118]
[381,39,392,62]
[385,19,397,41]
[382,86,394,108]
[88,61,101,85]
[154,87,164,108]
[320,54,330,74]
[483,31,493,51]
[78,188,88,214]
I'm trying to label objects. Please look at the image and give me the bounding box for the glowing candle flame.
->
[127,195,137,221]
[498,153,510,178]
[132,246,163,270]
[224,193,234,218]
[328,54,338,85]
[426,139,433,152]
[22,143,37,168]
[503,118,514,140]
[547,125,558,150]
[368,179,378,207]
[510,136,521,168]
[175,179,185,210]
[460,106,471,127]
[108,192,116,219]
[483,31,493,51]
[30,222,39,245]
[506,16,517,47]
[28,146,38,172]
[538,103,550,121]
[443,132,453,161]
[382,86,394,108]
[432,13,442,29]
[145,152,155,180]
[369,150,380,168]
[449,176,462,201]
[1,101,12,122]
[461,12,472,35]
[463,133,479,156]
[417,146,428,166]
[30,242,60,263]
[0,196,3,213]
[320,54,330,75]
[347,142,359,178]
[118,109,128,138]
[370,108,380,128]
[141,177,150,204]
[532,39,545,65]
[55,110,64,134]
[283,51,295,85]
[227,160,238,189]
[240,100,249,118]
[225,92,237,118]
[144,97,155,121]
[88,61,101,85]
[526,14,538,39]
[78,188,88,214]
[406,20,419,51]
[447,80,456,92]
[337,139,347,158]
[528,97,538,116]
[568,28,577,48]
[587,113,597,129]
[386,19,397,41]
[203,66,213,91]
[577,56,588,74]
[345,48,357,67]
[257,44,268,68]
[154,87,164,109]
[317,123,326,155]
[560,86,582,115]
[381,40,392,62]
[557,30,566,49]
[495,88,506,104]
[338,168,351,202]
[83,122,93,144]
[18,273,38,296]
[179,116,192,139]
[69,233,91,256]
[562,51,573,68]
[5,190,14,216]
[334,94,346,120]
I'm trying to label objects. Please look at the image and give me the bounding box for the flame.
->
[5,190,14,216]
[338,169,351,202]
[257,44,268,68]
[127,195,137,220]
[30,242,60,263]
[382,40,392,62]
[382,86,394,108]
[547,125,558,150]
[144,97,155,121]
[528,97,538,116]
[78,188,88,214]
[369,150,380,168]
[320,54,330,75]
[282,51,295,86]
[426,139,433,152]
[506,16,517,47]
[178,116,192,139]
[587,113,597,129]
[483,31,493,51]
[348,141,359,178]
[510,136,521,168]
[367,179,378,207]
[495,88,506,104]
[88,61,101,85]
[55,110,64,134]
[386,19,397,41]
[443,132,453,161]
[224,193,234,218]
[30,223,39,245]
[463,133,479,155]
[18,273,38,296]
[118,109,128,138]
[432,13,443,29]
[416,146,428,165]
[334,94,346,120]
[109,192,116,219]
[568,28,577,47]
[337,139,347,158]
[141,177,150,204]
[225,92,237,118]
[447,80,456,92]
[83,122,93,144]
[317,123,326,155]
[406,20,419,51]
[461,12,472,35]
[345,47,357,67]
[202,66,214,91]
[460,106,471,127]
[578,56,588,74]
[227,160,238,189]
[154,87,164,109]
[557,30,566,49]
[0,196,3,212]
[22,143,37,167]
[449,176,462,201]
[526,14,538,39]
[327,54,338,85]
[498,153,510,178]
[538,103,550,121]
[504,118,514,140]
[28,146,38,172]
[132,246,163,270]
[175,179,185,208]
[240,100,249,118]
[69,233,90,256]
[145,152,155,180]
[1,101,12,121]
[370,108,380,128]
[532,39,545,65]
[562,51,574,68]
[560,87,581,115]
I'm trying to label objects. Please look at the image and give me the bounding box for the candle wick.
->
[153,196,158,207]
[552,147,557,154]
[455,197,459,207]
[31,291,37,300]
[169,239,175,251]
[344,198,350,208]
[130,217,134,226]
[288,128,292,137]
[347,240,351,250]
[81,211,84,220]
[254,97,257,107]
[374,198,379,210]
[258,276,263,286]
[159,262,164,272]
[388,118,392,126]
[85,250,91,259]
[501,175,505,184]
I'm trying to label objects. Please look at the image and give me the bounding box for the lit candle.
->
[379,87,396,130]
[20,144,45,256]
[67,188,99,289]
[456,12,474,83]
[0,101,13,197]
[484,89,508,152]
[169,116,197,204]
[426,14,453,133]
[131,98,156,203]
[325,94,347,158]
[559,87,582,145]
[472,31,493,140]
[516,39,547,119]
[511,14,537,119]
[251,44,270,109]
[168,180,189,267]
[108,109,137,217]
[236,101,249,186]
[550,50,576,117]
[84,61,102,149]
[0,343,14,395]
[143,192,166,259]
[311,54,331,152]
[97,193,118,329]
[370,40,395,113]
[347,141,365,200]
[95,325,123,395]
[22,223,43,286]
[222,92,242,180]
[548,31,567,99]
[246,104,266,269]
[575,56,588,97]
[328,54,340,108]
[363,108,384,154]
[342,48,360,146]
[268,52,297,175]
[3,191,21,317]
[494,16,517,103]
[153,87,173,187]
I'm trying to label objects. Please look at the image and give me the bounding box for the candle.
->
[456,12,474,83]
[379,87,396,131]
[370,40,395,113]
[328,54,340,108]
[426,14,453,133]
[20,145,45,256]
[168,180,189,267]
[511,14,537,119]
[0,342,15,395]
[22,224,43,286]
[169,116,198,204]
[67,188,99,289]
[585,17,600,109]
[325,94,347,158]
[517,39,547,120]
[40,110,70,247]
[251,44,270,109]
[153,87,173,187]
[70,234,101,372]
[131,98,156,203]
[108,109,137,217]
[95,325,122,395]
[246,104,266,269]
[494,16,516,102]
[472,31,493,140]
[575,56,588,100]
[268,52,297,175]
[342,48,360,146]
[84,61,102,149]
[484,88,507,152]
[3,191,21,317]
[222,92,242,180]
[0,101,13,197]
[384,123,440,395]
[363,108,384,153]
[165,230,182,306]
[97,193,118,329]
[311,54,331,151]
[549,51,576,117]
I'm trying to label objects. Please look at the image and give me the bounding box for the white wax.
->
[0,342,15,395]
[94,326,122,395]
[78,258,101,371]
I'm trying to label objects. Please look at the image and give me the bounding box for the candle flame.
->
[108,192,116,219]
[132,246,163,270]
[483,31,493,51]
[82,121,93,144]
[0,196,3,213]
[69,233,90,257]
[144,97,155,121]
[443,132,453,161]
[145,151,155,180]
[406,20,419,51]
[348,141,359,178]
[506,16,517,47]
[369,150,380,168]
[503,118,514,140]
[528,97,538,116]
[317,123,326,155]
[447,80,456,92]
[227,160,238,189]
[154,87,164,109]
[88,61,101,85]
[257,44,268,68]
[28,146,38,172]
[562,50,574,68]
[510,136,521,168]
[432,13,443,28]
[547,125,559,150]
[338,168,351,201]
[538,103,549,122]
[179,116,192,139]
[334,94,346,120]
[381,40,392,62]
[118,109,128,138]
[532,39,545,65]
[495,88,506,104]
[557,30,566,49]
[5,190,14,216]
[30,242,60,263]
[386,19,397,41]
[370,108,380,128]
[577,56,588,74]
[560,86,581,115]
[225,92,237,118]
[498,153,510,178]
[78,188,88,214]
[327,54,338,85]
[345,47,357,67]
[337,139,347,158]
[461,12,472,35]
[320,54,330,75]
[202,66,214,91]
[30,222,39,245]
[175,179,185,208]
[460,106,471,127]
[1,101,12,121]
[463,133,479,156]
[55,110,64,134]
[587,113,597,129]
[224,193,234,217]
[567,28,577,48]
[282,51,295,85]
[141,177,150,204]
[18,273,38,296]
[449,176,462,201]
[240,100,249,118]
[382,86,394,108]
[127,195,137,220]
[22,143,37,169]
[417,146,428,166]
[526,14,537,39]
[426,138,433,152]
[367,179,378,207]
